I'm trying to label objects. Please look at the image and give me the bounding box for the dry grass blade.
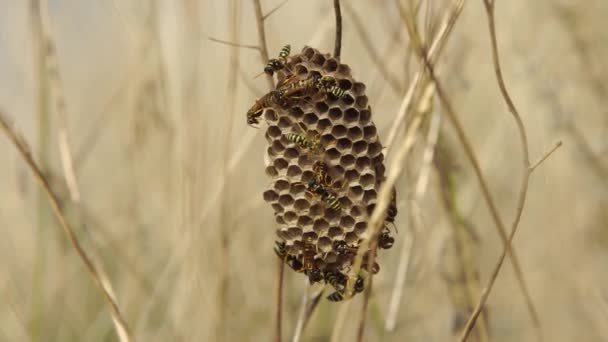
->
[333,0,342,60]
[291,285,324,342]
[0,111,134,342]
[530,141,563,172]
[263,0,291,20]
[207,36,261,51]
[274,260,285,342]
[252,0,275,89]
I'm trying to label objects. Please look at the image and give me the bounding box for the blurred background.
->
[0,0,606,341]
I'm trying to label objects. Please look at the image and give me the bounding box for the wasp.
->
[285,122,323,154]
[280,74,343,101]
[275,240,306,272]
[264,45,291,76]
[378,229,395,249]
[333,240,358,257]
[246,88,293,127]
[326,274,365,302]
[304,161,343,211]
[300,236,323,283]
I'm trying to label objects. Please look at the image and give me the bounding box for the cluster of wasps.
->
[248,45,397,302]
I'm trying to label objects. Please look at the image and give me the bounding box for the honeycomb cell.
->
[354,221,367,234]
[284,211,298,223]
[323,58,339,72]
[347,126,363,140]
[267,125,282,139]
[294,198,311,211]
[303,47,315,59]
[297,155,314,168]
[271,140,285,154]
[309,204,323,216]
[328,107,343,121]
[263,189,279,202]
[320,133,336,147]
[345,169,359,182]
[352,140,368,155]
[289,107,304,119]
[311,53,326,66]
[277,228,290,240]
[279,194,294,206]
[344,108,359,123]
[353,82,366,95]
[284,148,299,161]
[318,236,333,252]
[317,118,332,131]
[350,205,364,217]
[286,165,301,178]
[340,154,356,167]
[360,108,372,124]
[301,169,315,182]
[372,154,384,166]
[301,113,317,126]
[339,215,355,229]
[273,158,288,170]
[328,226,344,238]
[302,231,318,242]
[296,64,309,75]
[338,79,353,91]
[363,190,377,203]
[337,64,351,76]
[356,96,369,108]
[360,173,375,189]
[345,232,359,243]
[272,203,284,214]
[265,109,278,123]
[274,179,290,191]
[363,125,377,140]
[336,138,352,152]
[368,141,382,156]
[349,185,364,199]
[323,251,338,262]
[341,95,355,106]
[331,125,347,138]
[326,147,341,161]
[339,196,353,209]
[315,101,329,113]
[313,218,329,233]
[265,166,278,177]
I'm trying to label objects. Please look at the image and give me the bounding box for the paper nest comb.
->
[259,46,396,299]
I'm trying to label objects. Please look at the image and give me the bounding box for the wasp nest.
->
[256,46,396,300]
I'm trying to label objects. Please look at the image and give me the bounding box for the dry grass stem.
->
[0,112,134,342]
[252,0,275,89]
[333,0,342,59]
[291,285,324,342]
[529,141,563,172]
[263,0,291,20]
[207,36,261,51]
[274,260,285,342]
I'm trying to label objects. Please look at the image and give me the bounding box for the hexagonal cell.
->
[284,211,298,223]
[372,153,384,166]
[323,58,339,72]
[347,126,363,140]
[272,203,284,214]
[320,133,336,147]
[303,112,318,125]
[284,147,300,160]
[267,125,281,139]
[338,79,352,91]
[324,207,340,221]
[333,165,345,176]
[337,64,351,76]
[368,141,382,157]
[298,215,314,228]
[328,107,343,121]
[350,205,364,217]
[285,165,301,178]
[356,96,369,109]
[338,196,353,208]
[360,108,372,124]
[277,228,290,239]
[315,101,329,113]
[366,203,376,216]
[341,95,355,106]
[352,82,366,95]
[354,221,367,234]
[318,236,333,252]
[360,173,375,189]
[352,140,368,156]
[345,169,359,182]
[311,53,326,66]
[331,125,347,138]
[278,194,295,207]
[339,215,356,229]
[363,125,377,140]
[345,232,359,243]
[336,138,352,152]
[264,109,278,122]
[293,197,310,211]
[317,118,332,131]
[343,108,359,123]
[340,154,356,167]
[263,189,279,202]
[289,107,304,119]
[326,147,341,161]
[290,181,306,193]
[348,185,364,200]
[374,163,386,179]
[323,251,338,262]
[274,179,290,191]
[271,140,285,153]
[301,169,315,182]
[363,190,377,203]
[328,226,344,238]
[295,64,309,75]
[265,166,278,177]
[309,203,324,216]
[302,230,318,242]
[273,158,288,170]
[278,115,292,129]
[303,47,315,59]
